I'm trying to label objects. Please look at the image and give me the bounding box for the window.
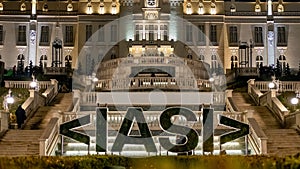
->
[277,27,286,46]
[17,25,26,45]
[254,27,263,46]
[0,25,3,45]
[160,25,168,41]
[231,55,238,68]
[135,25,142,41]
[86,25,92,42]
[198,25,205,45]
[256,55,263,68]
[278,55,286,69]
[186,25,193,42]
[229,26,238,45]
[198,55,204,61]
[111,25,117,42]
[65,26,74,46]
[98,25,104,42]
[40,26,49,45]
[211,55,217,71]
[210,25,217,45]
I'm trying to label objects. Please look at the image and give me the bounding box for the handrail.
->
[4,80,52,89]
[248,118,268,155]
[254,81,300,92]
[39,117,60,156]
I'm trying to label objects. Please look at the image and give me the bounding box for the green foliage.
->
[277,91,300,112]
[0,88,29,114]
[1,155,300,169]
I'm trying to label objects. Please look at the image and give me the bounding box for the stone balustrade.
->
[39,117,59,156]
[248,79,290,127]
[254,80,300,92]
[248,118,268,155]
[96,77,212,91]
[4,80,52,89]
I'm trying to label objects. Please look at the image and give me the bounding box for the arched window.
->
[231,55,238,68]
[198,55,204,61]
[279,55,286,69]
[256,55,263,67]
[17,54,25,74]
[65,55,72,68]
[211,55,217,71]
[40,55,48,68]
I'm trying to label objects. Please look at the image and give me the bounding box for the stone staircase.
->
[232,92,300,157]
[0,130,43,156]
[0,92,73,156]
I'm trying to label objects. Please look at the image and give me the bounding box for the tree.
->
[275,59,282,78]
[285,63,291,76]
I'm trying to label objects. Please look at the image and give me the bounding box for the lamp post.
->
[4,89,14,112]
[268,76,281,93]
[291,90,300,111]
[30,74,39,91]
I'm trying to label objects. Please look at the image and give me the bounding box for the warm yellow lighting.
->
[111,2,117,14]
[255,4,261,12]
[0,3,3,11]
[42,3,48,12]
[186,2,192,15]
[277,4,284,13]
[99,2,105,14]
[67,3,73,12]
[86,2,93,14]
[210,3,216,15]
[230,4,236,12]
[198,2,204,14]
[20,2,26,11]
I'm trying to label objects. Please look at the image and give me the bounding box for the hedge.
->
[1,155,300,169]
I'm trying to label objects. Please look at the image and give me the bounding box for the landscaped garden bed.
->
[0,155,300,169]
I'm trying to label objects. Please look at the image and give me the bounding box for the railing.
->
[235,68,259,77]
[248,79,290,127]
[254,81,300,92]
[39,117,60,156]
[96,77,212,91]
[44,67,68,75]
[80,91,225,106]
[61,110,247,129]
[248,118,268,155]
[4,80,52,89]
[248,84,263,105]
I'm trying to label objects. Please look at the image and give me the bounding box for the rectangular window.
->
[186,25,192,42]
[65,25,74,46]
[98,25,105,42]
[198,25,205,45]
[229,26,238,45]
[17,25,26,45]
[111,25,117,42]
[0,25,3,45]
[163,25,168,41]
[210,25,217,45]
[135,25,144,41]
[86,25,92,42]
[277,26,286,46]
[40,26,49,45]
[254,26,263,45]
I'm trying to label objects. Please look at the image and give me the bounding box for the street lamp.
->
[3,89,14,112]
[268,76,281,92]
[291,90,300,111]
[30,74,39,91]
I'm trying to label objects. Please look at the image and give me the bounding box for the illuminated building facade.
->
[0,0,297,75]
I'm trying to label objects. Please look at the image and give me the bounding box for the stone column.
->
[247,79,255,94]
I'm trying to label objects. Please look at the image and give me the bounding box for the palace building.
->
[0,0,298,77]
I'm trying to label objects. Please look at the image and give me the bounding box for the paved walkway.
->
[0,92,73,156]
[232,92,300,157]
